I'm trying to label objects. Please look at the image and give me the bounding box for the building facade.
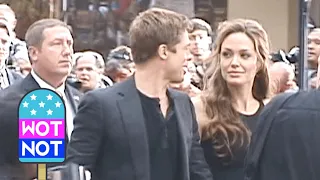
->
[228,0,299,52]
[195,0,302,51]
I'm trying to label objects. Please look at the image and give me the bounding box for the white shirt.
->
[101,75,113,87]
[31,70,75,139]
[0,68,9,89]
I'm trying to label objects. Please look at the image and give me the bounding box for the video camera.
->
[270,47,300,64]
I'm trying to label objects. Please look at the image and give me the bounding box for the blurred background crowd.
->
[1,0,319,96]
[0,0,319,180]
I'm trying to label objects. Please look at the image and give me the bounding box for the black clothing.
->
[0,74,81,179]
[202,101,264,180]
[67,76,213,180]
[139,91,179,180]
[245,91,320,180]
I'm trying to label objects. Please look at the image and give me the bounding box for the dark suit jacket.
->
[0,74,82,179]
[67,76,213,180]
[6,68,23,86]
[245,90,320,180]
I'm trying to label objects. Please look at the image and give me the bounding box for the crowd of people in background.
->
[0,2,319,180]
[3,2,318,98]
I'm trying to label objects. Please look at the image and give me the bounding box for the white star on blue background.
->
[19,89,66,119]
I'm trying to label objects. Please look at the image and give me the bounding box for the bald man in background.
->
[269,62,298,95]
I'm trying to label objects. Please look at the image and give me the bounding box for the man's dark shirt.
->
[138,91,180,180]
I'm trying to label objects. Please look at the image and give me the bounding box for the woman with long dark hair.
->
[193,18,271,180]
